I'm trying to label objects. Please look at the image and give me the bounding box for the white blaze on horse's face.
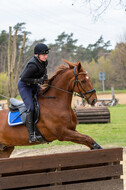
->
[86,76,89,80]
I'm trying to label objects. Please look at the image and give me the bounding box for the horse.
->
[0,59,102,158]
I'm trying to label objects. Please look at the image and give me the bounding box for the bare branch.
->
[72,0,126,19]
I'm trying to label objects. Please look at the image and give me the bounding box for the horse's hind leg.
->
[60,129,102,150]
[0,145,14,158]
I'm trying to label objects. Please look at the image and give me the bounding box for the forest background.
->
[0,22,126,99]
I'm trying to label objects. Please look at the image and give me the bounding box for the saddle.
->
[8,96,47,143]
[8,95,39,126]
[8,99,27,125]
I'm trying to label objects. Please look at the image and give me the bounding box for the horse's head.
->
[63,59,97,106]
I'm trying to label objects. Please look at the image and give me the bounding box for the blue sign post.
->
[99,72,105,92]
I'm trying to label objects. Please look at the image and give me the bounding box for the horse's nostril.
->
[92,99,96,105]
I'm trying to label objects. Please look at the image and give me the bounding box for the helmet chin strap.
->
[35,54,43,63]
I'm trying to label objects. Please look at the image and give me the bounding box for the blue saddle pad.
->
[8,111,24,126]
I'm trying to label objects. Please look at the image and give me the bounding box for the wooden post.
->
[111,87,115,100]
[11,29,17,97]
[13,32,26,97]
[7,26,12,98]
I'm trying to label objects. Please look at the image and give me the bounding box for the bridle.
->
[40,66,96,102]
[72,66,96,102]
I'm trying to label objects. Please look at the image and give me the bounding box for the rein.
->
[40,66,96,101]
[47,85,73,95]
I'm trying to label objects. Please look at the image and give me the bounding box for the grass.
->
[77,105,126,147]
[16,104,126,150]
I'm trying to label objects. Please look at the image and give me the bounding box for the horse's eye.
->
[81,80,86,84]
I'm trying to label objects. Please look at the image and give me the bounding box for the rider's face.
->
[38,54,48,62]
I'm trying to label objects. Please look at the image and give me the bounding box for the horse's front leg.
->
[59,129,102,150]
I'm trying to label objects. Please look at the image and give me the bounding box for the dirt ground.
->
[72,93,126,107]
[10,145,126,189]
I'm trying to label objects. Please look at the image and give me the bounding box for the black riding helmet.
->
[34,43,50,55]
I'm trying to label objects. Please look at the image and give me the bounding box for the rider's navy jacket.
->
[20,56,48,84]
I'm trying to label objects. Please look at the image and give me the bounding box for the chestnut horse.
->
[0,59,102,158]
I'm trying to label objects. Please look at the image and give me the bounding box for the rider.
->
[18,43,50,143]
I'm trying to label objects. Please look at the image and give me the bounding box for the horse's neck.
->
[49,71,73,106]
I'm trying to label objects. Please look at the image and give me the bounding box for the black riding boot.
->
[26,110,41,143]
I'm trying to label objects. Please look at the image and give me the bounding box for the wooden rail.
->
[0,148,123,190]
[74,107,110,124]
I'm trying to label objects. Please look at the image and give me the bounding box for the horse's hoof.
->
[91,142,103,150]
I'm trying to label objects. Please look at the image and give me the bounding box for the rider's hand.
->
[43,74,48,80]
[34,78,44,85]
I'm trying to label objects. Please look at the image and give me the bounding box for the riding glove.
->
[43,74,48,80]
[34,78,44,84]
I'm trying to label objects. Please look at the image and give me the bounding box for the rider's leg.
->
[26,108,36,143]
[26,108,42,143]
[18,80,42,143]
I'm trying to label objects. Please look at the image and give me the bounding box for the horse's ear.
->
[62,59,74,69]
[76,61,81,72]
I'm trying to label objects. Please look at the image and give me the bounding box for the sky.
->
[0,0,126,49]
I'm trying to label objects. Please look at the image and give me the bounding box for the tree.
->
[0,30,8,72]
[110,42,126,89]
[75,36,111,63]
[74,45,87,61]
[97,56,115,89]
[7,26,26,98]
[55,32,78,60]
[47,32,78,74]
[87,36,111,62]
[47,43,60,74]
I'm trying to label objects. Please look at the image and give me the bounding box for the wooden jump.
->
[74,107,110,124]
[0,147,123,190]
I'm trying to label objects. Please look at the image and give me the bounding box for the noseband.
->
[73,66,96,102]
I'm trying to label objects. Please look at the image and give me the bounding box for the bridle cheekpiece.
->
[73,66,96,102]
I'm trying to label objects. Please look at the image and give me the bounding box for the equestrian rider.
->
[18,43,49,143]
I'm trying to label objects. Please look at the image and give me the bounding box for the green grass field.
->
[16,104,126,150]
[77,105,126,147]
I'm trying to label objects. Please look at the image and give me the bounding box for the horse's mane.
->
[49,64,69,81]
[40,59,77,92]
[41,64,69,90]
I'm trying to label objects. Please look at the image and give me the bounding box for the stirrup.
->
[29,133,43,143]
[29,133,37,143]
